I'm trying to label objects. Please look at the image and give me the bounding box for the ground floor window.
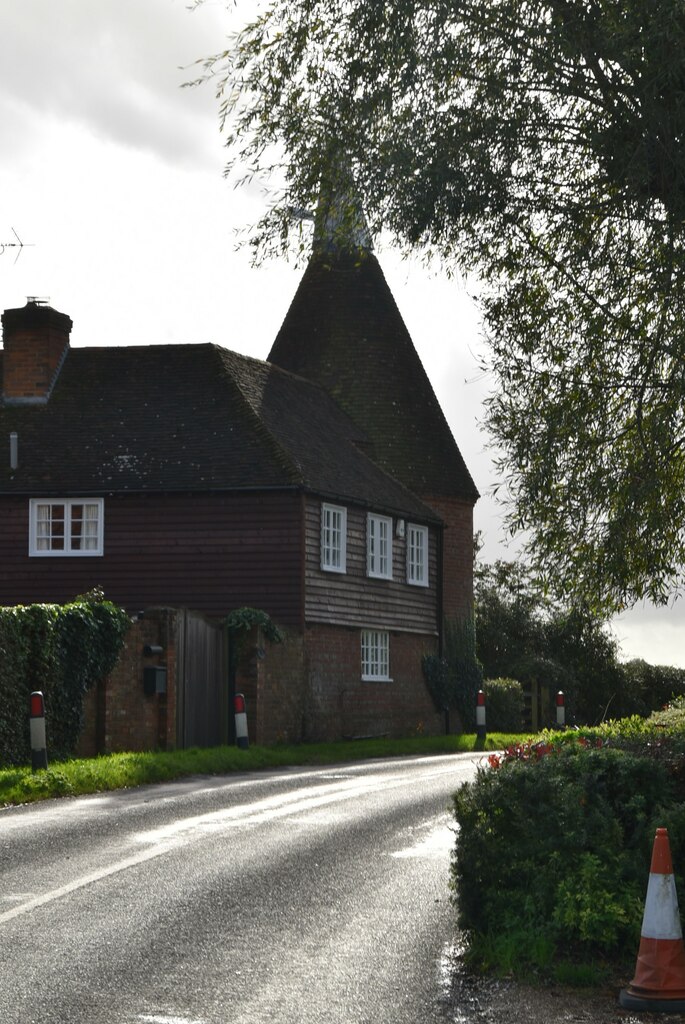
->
[361,629,390,681]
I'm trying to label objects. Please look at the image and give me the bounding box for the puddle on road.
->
[435,941,491,1023]
[391,814,455,860]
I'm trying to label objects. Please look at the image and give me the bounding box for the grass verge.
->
[0,731,523,808]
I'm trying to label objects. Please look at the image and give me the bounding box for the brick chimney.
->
[1,299,72,404]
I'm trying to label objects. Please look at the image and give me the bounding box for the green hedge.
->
[483,677,525,732]
[452,735,685,974]
[0,593,130,767]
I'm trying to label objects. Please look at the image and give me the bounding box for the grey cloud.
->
[0,0,230,164]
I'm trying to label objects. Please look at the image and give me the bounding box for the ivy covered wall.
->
[0,591,130,767]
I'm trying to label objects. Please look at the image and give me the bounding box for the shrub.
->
[647,695,685,731]
[452,742,681,972]
[422,615,483,728]
[483,677,525,732]
[225,606,284,672]
[224,606,284,645]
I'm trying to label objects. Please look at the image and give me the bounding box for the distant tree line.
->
[475,557,685,725]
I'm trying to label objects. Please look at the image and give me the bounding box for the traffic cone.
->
[620,827,685,1012]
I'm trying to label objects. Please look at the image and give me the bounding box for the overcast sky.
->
[1,0,683,668]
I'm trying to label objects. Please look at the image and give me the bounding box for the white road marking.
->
[132,764,460,844]
[138,1015,208,1024]
[0,843,175,925]
[0,760,467,925]
[1,892,38,905]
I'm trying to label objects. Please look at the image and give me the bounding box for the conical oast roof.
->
[268,249,479,503]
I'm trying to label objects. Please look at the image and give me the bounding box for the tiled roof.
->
[0,344,439,522]
[268,251,479,503]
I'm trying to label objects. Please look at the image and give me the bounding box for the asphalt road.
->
[0,753,481,1024]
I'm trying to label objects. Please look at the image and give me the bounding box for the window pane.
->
[82,503,100,550]
[330,510,341,567]
[70,503,84,550]
[379,519,388,575]
[50,505,65,550]
[36,503,52,551]
[367,515,392,578]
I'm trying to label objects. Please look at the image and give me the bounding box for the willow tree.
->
[194,0,685,613]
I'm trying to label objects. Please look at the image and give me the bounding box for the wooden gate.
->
[176,610,231,748]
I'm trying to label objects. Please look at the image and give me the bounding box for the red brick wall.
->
[422,495,475,621]
[233,623,445,745]
[235,627,307,746]
[77,608,178,756]
[303,624,443,740]
[78,615,450,755]
[2,304,71,400]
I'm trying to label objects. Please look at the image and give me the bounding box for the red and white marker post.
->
[556,691,566,729]
[30,691,48,771]
[234,693,249,750]
[476,689,486,742]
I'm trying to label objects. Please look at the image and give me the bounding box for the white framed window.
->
[29,499,104,556]
[361,629,390,681]
[406,523,429,586]
[367,513,393,579]
[321,503,347,573]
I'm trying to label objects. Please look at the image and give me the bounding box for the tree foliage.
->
[422,615,483,728]
[476,557,685,721]
[195,0,685,612]
[475,558,626,723]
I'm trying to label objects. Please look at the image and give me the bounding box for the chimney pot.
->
[2,300,72,404]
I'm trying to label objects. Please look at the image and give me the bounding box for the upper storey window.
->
[321,503,347,573]
[406,523,428,586]
[367,513,392,579]
[29,499,104,556]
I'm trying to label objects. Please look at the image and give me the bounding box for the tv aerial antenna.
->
[1,228,34,265]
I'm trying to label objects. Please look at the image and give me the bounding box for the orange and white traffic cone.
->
[620,827,685,1012]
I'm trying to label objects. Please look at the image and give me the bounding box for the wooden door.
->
[176,611,230,748]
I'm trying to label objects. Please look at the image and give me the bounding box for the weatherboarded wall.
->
[0,490,304,628]
[303,496,439,632]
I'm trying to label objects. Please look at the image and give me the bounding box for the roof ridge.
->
[66,342,219,354]
[212,347,304,484]
[219,347,441,518]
